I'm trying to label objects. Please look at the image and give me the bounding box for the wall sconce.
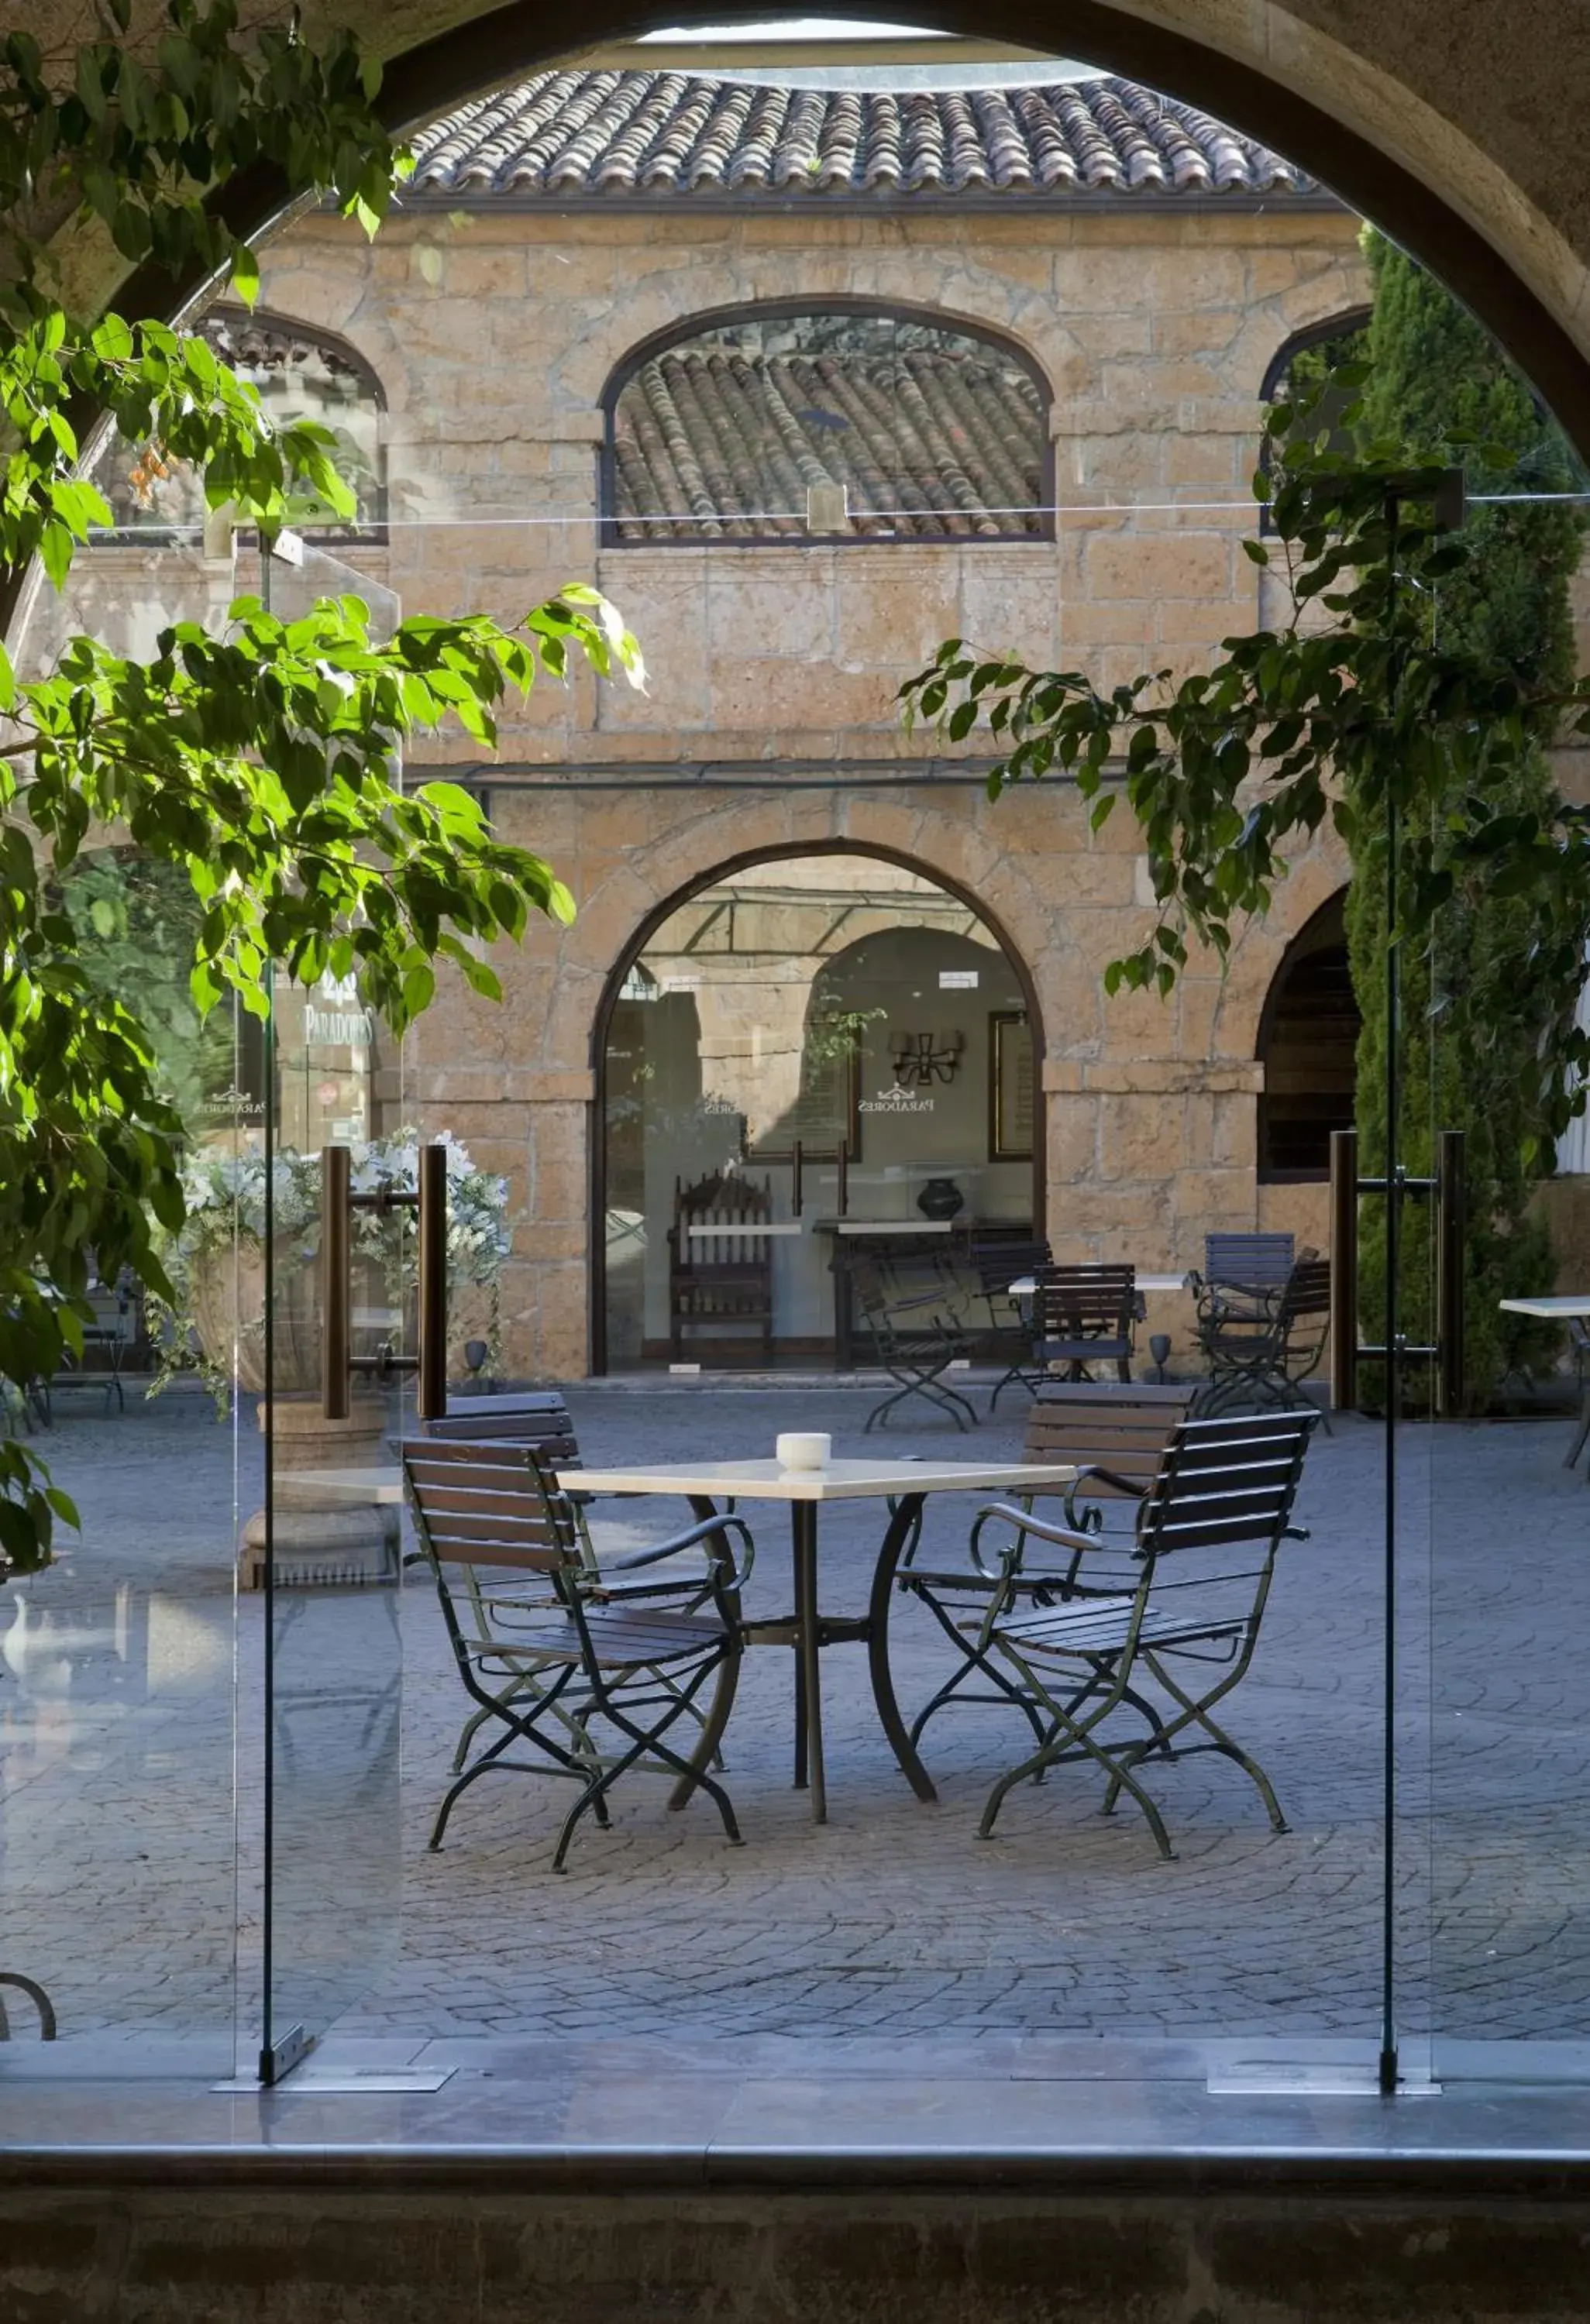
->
[889,1030,964,1087]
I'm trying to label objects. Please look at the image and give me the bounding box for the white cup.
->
[776,1432,831,1471]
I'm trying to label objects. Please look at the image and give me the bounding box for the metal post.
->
[1330,1129,1359,1412]
[1379,490,1402,2102]
[1437,1129,1466,1418]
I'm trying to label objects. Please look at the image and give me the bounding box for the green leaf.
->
[230,242,260,308]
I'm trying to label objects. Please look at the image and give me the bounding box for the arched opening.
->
[595,844,1043,1370]
[88,306,389,543]
[601,299,1053,544]
[1255,890,1361,1181]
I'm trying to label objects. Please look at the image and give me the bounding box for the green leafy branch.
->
[901,373,1590,1147]
[2,0,413,326]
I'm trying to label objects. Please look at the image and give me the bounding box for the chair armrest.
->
[1063,1463,1148,1530]
[969,1498,1097,1579]
[603,1511,755,1591]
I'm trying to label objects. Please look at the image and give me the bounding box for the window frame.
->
[1256,305,1372,535]
[599,295,1055,550]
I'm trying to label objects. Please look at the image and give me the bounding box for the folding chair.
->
[1196,1256,1332,1427]
[402,1439,750,1870]
[850,1254,978,1432]
[976,1409,1316,1859]
[969,1236,1052,1413]
[1189,1232,1296,1328]
[898,1384,1197,1758]
[1029,1263,1137,1384]
[416,1394,746,1774]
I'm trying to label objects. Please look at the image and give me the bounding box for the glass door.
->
[257,539,406,2084]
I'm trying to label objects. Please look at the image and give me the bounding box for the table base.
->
[683,1492,938,1824]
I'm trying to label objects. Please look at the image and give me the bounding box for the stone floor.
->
[2,1378,1587,2074]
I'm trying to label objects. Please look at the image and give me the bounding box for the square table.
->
[556,1456,1078,1824]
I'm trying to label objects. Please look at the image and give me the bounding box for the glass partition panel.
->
[258,542,405,2083]
[1426,783,1590,2086]
[0,538,247,2075]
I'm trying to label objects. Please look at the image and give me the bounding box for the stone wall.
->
[20,195,1381,1377]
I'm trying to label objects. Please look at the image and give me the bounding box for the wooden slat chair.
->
[1191,1232,1296,1329]
[1030,1263,1137,1384]
[1196,1256,1333,1428]
[976,1409,1317,1860]
[850,1253,977,1432]
[969,1236,1053,1413]
[402,1439,750,1871]
[413,1395,750,1778]
[668,1171,775,1364]
[898,1384,1197,1757]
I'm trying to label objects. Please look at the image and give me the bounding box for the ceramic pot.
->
[916,1177,965,1222]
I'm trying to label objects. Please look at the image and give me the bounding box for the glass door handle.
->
[321,1141,448,1421]
[415,1142,447,1421]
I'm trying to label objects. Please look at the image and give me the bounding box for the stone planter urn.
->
[190,1246,320,1394]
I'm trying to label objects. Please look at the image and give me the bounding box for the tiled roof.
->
[408,71,1313,203]
[611,342,1046,539]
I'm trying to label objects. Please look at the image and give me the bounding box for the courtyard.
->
[2,1378,1586,2078]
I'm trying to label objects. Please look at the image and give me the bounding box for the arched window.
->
[91,307,387,541]
[1258,308,1371,527]
[1256,891,1361,1181]
[601,302,1052,545]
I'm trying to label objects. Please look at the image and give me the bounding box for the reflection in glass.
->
[602,852,1036,1367]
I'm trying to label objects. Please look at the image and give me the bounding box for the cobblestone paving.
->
[4,1384,1588,2060]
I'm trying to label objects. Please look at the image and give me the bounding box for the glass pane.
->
[597,853,1037,1369]
[1426,783,1590,2085]
[260,542,405,2082]
[0,535,246,2075]
[607,310,1048,543]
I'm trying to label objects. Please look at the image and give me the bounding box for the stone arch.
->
[580,817,1051,1369]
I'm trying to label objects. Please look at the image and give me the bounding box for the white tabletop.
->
[553,1457,1079,1502]
[1499,1295,1590,1318]
[1008,1271,1190,1297]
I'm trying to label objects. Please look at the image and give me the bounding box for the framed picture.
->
[988,1009,1034,1161]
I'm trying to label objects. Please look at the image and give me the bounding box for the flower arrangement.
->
[152,1129,511,1401]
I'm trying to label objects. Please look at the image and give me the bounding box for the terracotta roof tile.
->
[610,335,1048,540]
[409,71,1313,202]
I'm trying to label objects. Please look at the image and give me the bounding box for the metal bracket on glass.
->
[1329,1127,1465,1415]
[258,2020,313,2087]
[321,1142,448,1421]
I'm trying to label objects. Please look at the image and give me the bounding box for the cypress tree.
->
[1347,231,1584,1407]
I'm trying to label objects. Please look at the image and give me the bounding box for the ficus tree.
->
[0,0,645,1569]
[902,363,1590,1410]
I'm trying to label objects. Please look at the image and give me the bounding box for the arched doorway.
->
[594,847,1043,1370]
[1256,890,1361,1182]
